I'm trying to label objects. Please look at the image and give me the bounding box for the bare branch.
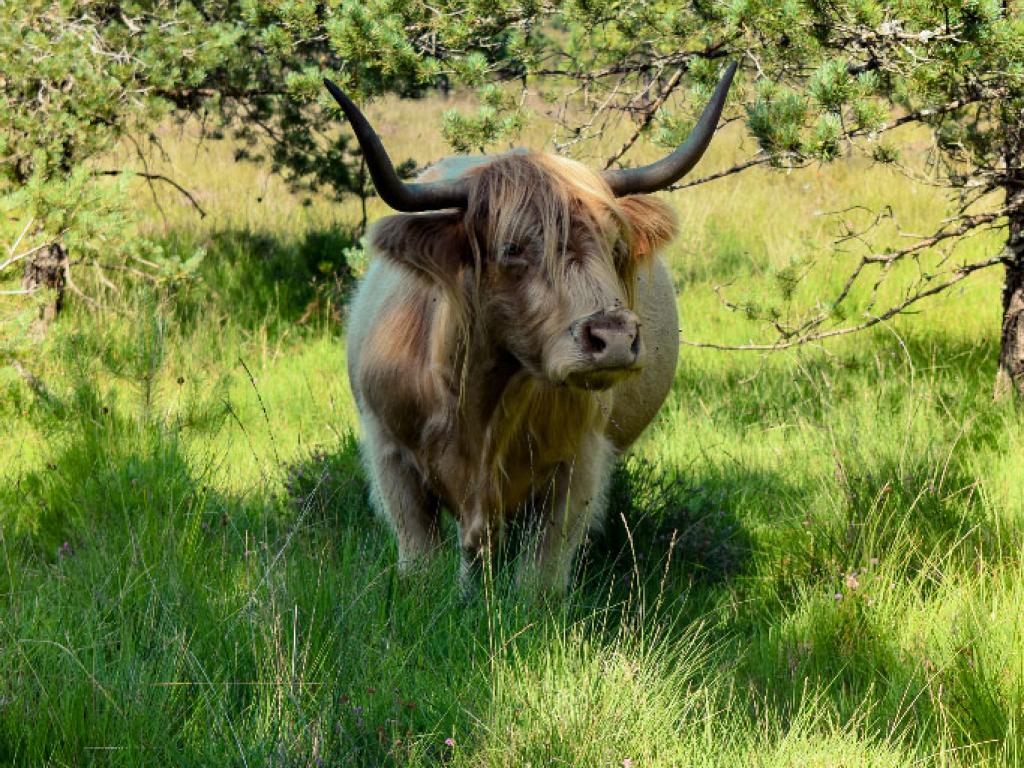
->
[6,217,35,258]
[11,360,59,406]
[680,197,1023,351]
[666,154,805,191]
[603,66,685,169]
[862,202,1021,266]
[0,241,49,275]
[681,254,1003,351]
[94,170,207,218]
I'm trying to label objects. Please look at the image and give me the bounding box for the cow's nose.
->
[576,309,642,369]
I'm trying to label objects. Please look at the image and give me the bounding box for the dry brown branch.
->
[681,254,1004,351]
[603,66,685,169]
[0,241,50,275]
[11,360,59,405]
[861,203,1020,265]
[95,170,207,218]
[679,197,1022,351]
[665,155,797,191]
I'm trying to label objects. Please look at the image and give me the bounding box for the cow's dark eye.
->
[613,238,629,262]
[498,242,529,269]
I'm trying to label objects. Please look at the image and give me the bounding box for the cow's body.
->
[325,62,734,592]
[347,153,680,590]
[347,223,680,453]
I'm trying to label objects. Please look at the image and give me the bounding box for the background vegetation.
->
[2,90,1023,765]
[4,0,1024,393]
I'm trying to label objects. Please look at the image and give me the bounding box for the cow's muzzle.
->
[567,308,643,388]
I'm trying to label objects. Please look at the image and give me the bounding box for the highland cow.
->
[327,63,736,591]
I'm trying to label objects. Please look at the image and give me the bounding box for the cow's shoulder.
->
[351,262,456,449]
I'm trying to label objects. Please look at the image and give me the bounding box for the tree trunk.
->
[22,242,68,336]
[994,185,1024,400]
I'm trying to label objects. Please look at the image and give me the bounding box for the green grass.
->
[2,100,1023,766]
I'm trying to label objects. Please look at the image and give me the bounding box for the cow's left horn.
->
[602,61,738,196]
[323,79,470,212]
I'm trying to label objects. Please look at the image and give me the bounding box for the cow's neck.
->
[457,336,607,467]
[458,341,523,432]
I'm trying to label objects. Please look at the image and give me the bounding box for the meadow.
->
[1,93,1023,766]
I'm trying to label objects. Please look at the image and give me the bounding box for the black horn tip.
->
[320,77,470,212]
[323,78,348,105]
[719,61,739,95]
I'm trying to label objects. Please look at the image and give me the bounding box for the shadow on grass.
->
[0,387,436,766]
[282,435,759,610]
[164,225,359,338]
[799,452,1009,585]
[728,437,1019,757]
[282,429,376,533]
[1,379,218,557]
[580,455,758,594]
[280,418,1011,611]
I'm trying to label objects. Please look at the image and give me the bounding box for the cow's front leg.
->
[524,434,614,593]
[458,504,501,592]
[360,416,440,571]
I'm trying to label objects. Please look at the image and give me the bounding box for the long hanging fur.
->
[357,151,678,523]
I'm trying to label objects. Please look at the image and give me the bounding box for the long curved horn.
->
[323,79,470,212]
[602,61,738,196]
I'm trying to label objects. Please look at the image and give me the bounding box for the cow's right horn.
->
[324,79,470,212]
[601,61,738,196]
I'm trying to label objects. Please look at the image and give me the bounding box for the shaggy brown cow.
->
[327,63,736,591]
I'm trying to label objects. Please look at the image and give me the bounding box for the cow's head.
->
[325,63,736,390]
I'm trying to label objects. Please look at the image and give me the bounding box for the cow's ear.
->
[618,195,679,261]
[370,210,470,281]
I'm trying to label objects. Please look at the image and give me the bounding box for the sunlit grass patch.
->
[469,620,723,767]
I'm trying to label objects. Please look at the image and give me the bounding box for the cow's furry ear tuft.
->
[370,211,469,282]
[618,195,679,261]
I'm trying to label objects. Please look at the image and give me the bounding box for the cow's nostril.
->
[630,332,640,355]
[584,324,606,354]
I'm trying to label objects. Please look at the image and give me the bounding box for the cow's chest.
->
[427,391,607,518]
[429,437,568,518]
